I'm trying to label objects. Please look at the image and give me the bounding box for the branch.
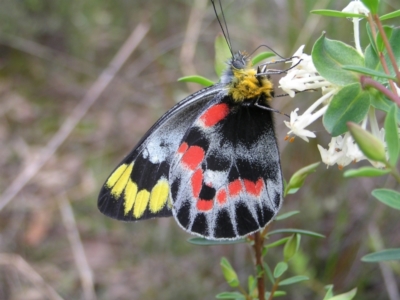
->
[253,232,265,300]
[0,253,65,300]
[360,76,400,107]
[0,23,150,212]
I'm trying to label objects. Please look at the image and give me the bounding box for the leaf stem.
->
[360,76,400,107]
[253,232,265,300]
[372,14,400,85]
[267,277,281,300]
[389,167,400,183]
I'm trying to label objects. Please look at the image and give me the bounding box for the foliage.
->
[0,0,399,299]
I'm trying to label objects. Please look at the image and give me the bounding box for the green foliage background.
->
[0,0,398,299]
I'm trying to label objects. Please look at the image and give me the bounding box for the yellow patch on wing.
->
[149,179,169,213]
[107,163,134,198]
[133,189,150,218]
[124,179,138,215]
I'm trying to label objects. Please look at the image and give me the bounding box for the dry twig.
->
[0,23,150,212]
[58,194,96,300]
[0,253,65,300]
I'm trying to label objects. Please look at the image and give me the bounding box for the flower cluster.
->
[278,0,397,169]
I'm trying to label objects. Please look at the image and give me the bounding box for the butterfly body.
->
[98,51,283,240]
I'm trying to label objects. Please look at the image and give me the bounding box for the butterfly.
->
[98,2,284,240]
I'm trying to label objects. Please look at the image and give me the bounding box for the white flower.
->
[318,134,363,169]
[284,109,317,142]
[317,109,389,169]
[342,0,369,54]
[279,46,332,97]
[342,0,370,16]
[284,89,337,142]
[317,138,345,167]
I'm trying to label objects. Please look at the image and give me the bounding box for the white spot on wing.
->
[203,170,227,188]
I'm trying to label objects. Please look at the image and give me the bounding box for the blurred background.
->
[0,0,399,299]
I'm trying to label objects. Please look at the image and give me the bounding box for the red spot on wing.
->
[191,169,203,198]
[216,189,227,205]
[244,178,264,197]
[228,179,242,197]
[197,199,213,211]
[177,142,188,154]
[181,146,205,170]
[199,103,229,127]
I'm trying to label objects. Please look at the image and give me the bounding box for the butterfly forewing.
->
[170,97,283,240]
[98,85,224,222]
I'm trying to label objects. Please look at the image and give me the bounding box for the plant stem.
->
[268,277,281,300]
[360,76,400,107]
[253,232,265,300]
[373,14,400,85]
[390,168,400,184]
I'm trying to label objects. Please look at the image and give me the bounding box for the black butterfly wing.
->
[169,97,283,239]
[98,84,225,221]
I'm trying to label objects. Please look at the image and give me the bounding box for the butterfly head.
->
[221,51,274,104]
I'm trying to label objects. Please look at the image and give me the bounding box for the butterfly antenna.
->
[211,0,233,56]
[249,44,286,59]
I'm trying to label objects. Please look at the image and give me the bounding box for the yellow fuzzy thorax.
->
[228,66,274,103]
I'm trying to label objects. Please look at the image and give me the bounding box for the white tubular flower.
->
[318,134,363,169]
[318,109,389,169]
[280,45,338,142]
[342,0,370,54]
[342,0,370,16]
[318,137,346,167]
[284,89,336,142]
[279,45,332,97]
[284,108,317,142]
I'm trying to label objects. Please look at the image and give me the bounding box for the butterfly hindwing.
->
[169,97,283,240]
[98,85,224,221]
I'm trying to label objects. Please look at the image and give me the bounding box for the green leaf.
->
[262,245,268,257]
[323,285,334,300]
[265,291,287,298]
[341,65,396,80]
[251,51,275,66]
[220,257,240,287]
[361,0,378,14]
[327,288,357,300]
[366,24,378,57]
[347,122,387,163]
[267,229,325,238]
[369,92,400,120]
[278,275,309,286]
[343,167,390,178]
[178,75,214,87]
[312,34,364,86]
[263,262,275,285]
[283,234,301,262]
[362,248,400,262]
[323,83,370,136]
[384,105,399,166]
[380,10,400,21]
[365,27,400,80]
[275,211,300,221]
[311,9,365,18]
[376,26,393,52]
[264,237,290,249]
[216,292,245,299]
[248,275,256,295]
[372,189,400,210]
[273,262,288,278]
[215,34,232,77]
[187,237,246,245]
[284,162,320,196]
